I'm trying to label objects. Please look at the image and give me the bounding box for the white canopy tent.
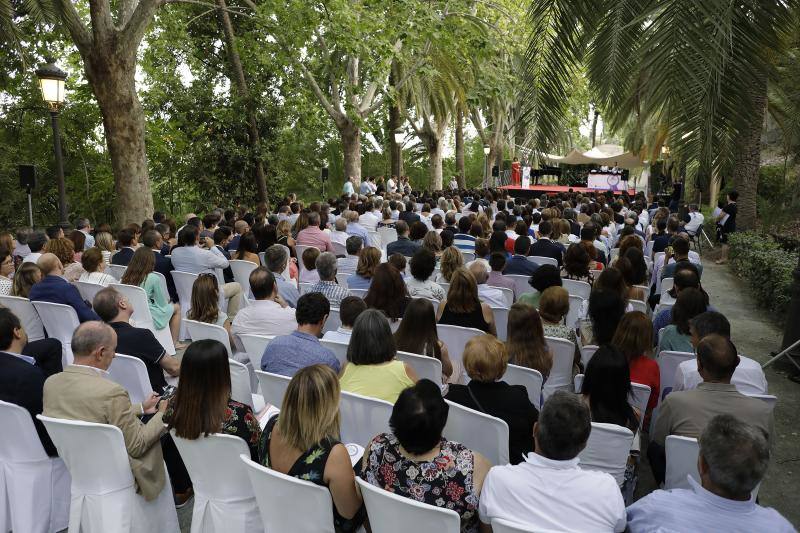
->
[543,144,644,169]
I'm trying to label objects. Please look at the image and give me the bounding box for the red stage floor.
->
[500,184,636,195]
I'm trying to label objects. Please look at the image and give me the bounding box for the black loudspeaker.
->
[491,165,499,177]
[320,167,329,182]
[19,164,36,190]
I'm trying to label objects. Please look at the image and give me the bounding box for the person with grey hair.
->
[264,244,300,307]
[330,217,349,248]
[75,218,95,249]
[628,415,792,532]
[479,391,626,531]
[296,211,333,252]
[22,230,48,264]
[344,210,371,247]
[468,260,507,308]
[338,235,363,274]
[307,252,350,306]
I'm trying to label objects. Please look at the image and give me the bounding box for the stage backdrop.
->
[587,173,625,191]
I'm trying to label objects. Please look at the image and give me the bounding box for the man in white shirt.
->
[337,236,362,274]
[683,203,705,235]
[342,176,355,196]
[358,200,380,231]
[469,261,508,309]
[22,230,47,264]
[321,296,366,344]
[386,176,397,194]
[479,391,626,532]
[231,267,297,351]
[330,218,350,248]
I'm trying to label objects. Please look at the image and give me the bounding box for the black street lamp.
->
[35,60,68,227]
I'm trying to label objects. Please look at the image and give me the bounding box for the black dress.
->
[438,301,490,332]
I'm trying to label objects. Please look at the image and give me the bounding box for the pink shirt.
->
[296,226,332,252]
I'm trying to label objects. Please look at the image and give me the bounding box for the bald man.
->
[29,253,100,322]
[469,260,508,309]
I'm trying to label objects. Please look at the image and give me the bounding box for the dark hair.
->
[249,267,276,300]
[690,311,730,339]
[141,230,160,249]
[178,225,199,246]
[488,252,507,272]
[728,190,739,201]
[672,236,690,256]
[697,334,739,381]
[234,232,259,259]
[45,225,62,240]
[27,231,48,253]
[81,247,104,272]
[68,229,86,253]
[345,235,363,256]
[166,339,232,439]
[213,226,232,245]
[394,298,441,360]
[387,253,407,273]
[594,267,628,303]
[506,303,550,376]
[346,309,396,364]
[409,221,428,241]
[537,391,591,460]
[440,229,454,248]
[489,231,507,254]
[0,308,21,350]
[410,248,436,281]
[117,228,135,247]
[621,247,647,285]
[588,289,626,345]
[339,296,367,328]
[295,292,330,326]
[538,220,553,237]
[672,287,707,334]
[364,263,408,320]
[394,220,409,236]
[580,345,638,431]
[390,379,449,454]
[457,216,472,233]
[529,264,562,291]
[514,236,531,255]
[563,243,590,278]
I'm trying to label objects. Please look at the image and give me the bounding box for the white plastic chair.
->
[664,435,700,490]
[74,280,106,305]
[323,307,341,333]
[580,344,599,368]
[629,299,647,314]
[37,415,179,533]
[543,336,576,400]
[461,251,476,263]
[356,478,460,533]
[657,351,695,403]
[502,364,544,407]
[436,324,484,384]
[491,518,538,533]
[444,400,510,465]
[630,382,652,430]
[348,288,368,299]
[487,285,514,307]
[0,295,45,341]
[255,370,291,409]
[229,260,257,299]
[171,270,198,340]
[238,334,274,371]
[562,279,591,299]
[331,241,348,257]
[105,264,127,281]
[170,433,262,533]
[529,255,558,267]
[299,282,314,295]
[31,301,79,367]
[578,422,635,486]
[320,339,349,367]
[335,273,350,287]
[185,319,234,356]
[377,226,398,248]
[229,359,264,412]
[240,454,335,533]
[396,351,443,384]
[107,353,155,404]
[566,295,584,329]
[492,306,509,341]
[0,400,69,533]
[339,390,393,448]
[110,283,176,355]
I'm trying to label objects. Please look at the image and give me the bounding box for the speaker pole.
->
[27,190,34,227]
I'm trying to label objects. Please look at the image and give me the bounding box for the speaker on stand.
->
[19,165,36,227]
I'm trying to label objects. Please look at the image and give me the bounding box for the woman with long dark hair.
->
[233,232,261,265]
[578,344,639,432]
[121,246,181,344]
[394,298,453,380]
[364,263,410,321]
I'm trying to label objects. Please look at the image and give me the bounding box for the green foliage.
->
[729,231,795,320]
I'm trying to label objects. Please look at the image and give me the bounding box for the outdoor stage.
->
[500,184,636,199]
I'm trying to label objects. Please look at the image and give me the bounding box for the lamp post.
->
[36,60,68,227]
[483,144,490,188]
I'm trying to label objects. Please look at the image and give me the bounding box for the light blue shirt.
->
[343,181,355,196]
[627,476,794,533]
[269,271,300,308]
[261,331,340,377]
[81,230,95,250]
[346,223,371,247]
[346,274,372,290]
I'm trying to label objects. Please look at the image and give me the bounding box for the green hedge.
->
[729,231,795,319]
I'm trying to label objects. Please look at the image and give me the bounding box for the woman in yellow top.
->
[339,309,418,403]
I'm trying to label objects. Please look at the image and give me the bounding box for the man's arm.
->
[651,397,672,446]
[205,245,230,269]
[159,355,180,377]
[106,388,165,458]
[67,284,101,322]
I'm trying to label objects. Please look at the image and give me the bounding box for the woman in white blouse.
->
[0,248,14,295]
[78,247,116,287]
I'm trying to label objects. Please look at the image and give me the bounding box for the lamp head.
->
[35,59,67,111]
[483,145,490,155]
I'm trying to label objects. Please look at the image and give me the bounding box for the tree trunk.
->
[216,0,268,204]
[426,136,444,190]
[389,99,404,179]
[732,79,767,231]
[85,52,153,225]
[590,108,599,147]
[340,121,362,184]
[455,109,466,188]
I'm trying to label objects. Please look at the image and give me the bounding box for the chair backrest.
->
[170,270,198,309]
[529,255,558,267]
[461,251,475,263]
[566,295,584,329]
[368,231,382,250]
[0,400,49,462]
[319,339,349,367]
[239,334,274,369]
[294,245,315,273]
[348,288,368,299]
[589,269,602,279]
[577,422,635,485]
[230,260,258,297]
[105,264,127,281]
[355,478,460,533]
[543,336,576,399]
[151,270,170,300]
[377,226,398,247]
[561,278,591,299]
[0,295,45,341]
[573,373,584,393]
[73,280,106,305]
[491,518,538,533]
[335,273,350,287]
[443,400,509,465]
[396,350,443,384]
[184,318,233,357]
[657,351,695,402]
[240,454,335,533]
[255,370,291,408]
[31,300,79,365]
[339,390,393,447]
[331,241,348,257]
[436,324,484,384]
[660,277,675,297]
[487,285,514,307]
[629,299,647,314]
[109,283,154,328]
[324,307,341,333]
[170,432,255,502]
[502,364,544,407]
[664,435,700,490]
[630,382,651,430]
[580,344,599,368]
[107,353,155,404]
[229,359,255,409]
[492,306,509,342]
[37,415,134,494]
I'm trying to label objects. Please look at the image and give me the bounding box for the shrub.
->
[729,231,795,321]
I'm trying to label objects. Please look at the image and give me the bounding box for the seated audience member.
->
[651,219,670,255]
[657,287,707,354]
[649,335,774,484]
[503,236,539,276]
[393,298,453,380]
[346,246,381,290]
[227,219,249,251]
[93,288,180,392]
[337,236,363,274]
[78,246,116,287]
[561,243,594,285]
[94,231,116,264]
[579,267,632,321]
[405,248,446,300]
[505,303,552,379]
[344,210,371,247]
[0,247,14,295]
[322,296,366,344]
[651,265,706,336]
[164,339,260,461]
[615,256,646,302]
[142,230,177,301]
[22,230,47,265]
[579,345,640,432]
[579,289,626,347]
[453,216,477,252]
[469,260,507,308]
[44,237,84,282]
[43,322,171,501]
[673,312,766,394]
[264,244,300,307]
[232,267,297,350]
[261,292,339,376]
[387,253,407,274]
[628,415,793,533]
[361,379,490,530]
[437,268,497,336]
[307,252,350,306]
[233,232,261,265]
[517,264,562,308]
[296,211,333,252]
[364,263,410,322]
[111,228,138,266]
[260,365,365,530]
[45,225,64,241]
[436,245,463,283]
[339,309,418,402]
[486,253,516,293]
[660,236,703,281]
[12,262,41,298]
[0,308,62,455]
[422,230,443,257]
[612,311,659,420]
[386,220,421,257]
[329,217,349,248]
[29,253,100,322]
[446,334,538,464]
[538,286,578,346]
[187,273,231,330]
[529,220,565,267]
[121,247,182,345]
[299,247,321,284]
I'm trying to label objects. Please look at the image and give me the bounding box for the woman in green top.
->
[517,264,562,309]
[657,287,707,355]
[121,246,181,345]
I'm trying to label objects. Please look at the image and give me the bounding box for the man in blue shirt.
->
[345,210,371,247]
[503,237,540,277]
[261,292,340,377]
[386,221,421,257]
[29,253,100,323]
[452,216,476,252]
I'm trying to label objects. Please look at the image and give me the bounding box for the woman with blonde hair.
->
[422,231,442,257]
[94,231,115,265]
[505,303,552,379]
[436,245,463,283]
[260,364,364,530]
[346,246,381,290]
[78,247,115,287]
[538,286,578,346]
[187,273,230,329]
[12,262,41,297]
[44,237,84,281]
[121,246,181,344]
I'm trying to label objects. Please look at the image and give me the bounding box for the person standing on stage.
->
[511,157,521,187]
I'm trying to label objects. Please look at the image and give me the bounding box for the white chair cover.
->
[580,344,599,368]
[486,285,514,307]
[107,353,155,404]
[170,433,262,533]
[238,334,274,370]
[335,273,350,287]
[665,435,700,490]
[492,306,509,341]
[320,339,349,367]
[492,518,539,532]
[228,359,263,411]
[37,415,178,533]
[105,264,127,281]
[185,319,234,356]
[171,270,198,340]
[561,279,591,299]
[324,307,341,333]
[240,454,335,533]
[356,478,460,533]
[377,227,398,248]
[502,364,544,407]
[110,283,176,355]
[396,351,442,384]
[74,280,106,306]
[0,295,45,341]
[0,401,69,533]
[461,251,476,263]
[543,336,576,400]
[31,301,80,366]
[331,241,348,257]
[578,422,635,486]
[444,400,509,465]
[630,382,651,431]
[368,231,382,250]
[529,255,558,267]
[229,260,257,299]
[348,288,368,299]
[339,391,393,448]
[255,370,291,408]
[566,295,584,329]
[657,351,695,403]
[436,324,483,384]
